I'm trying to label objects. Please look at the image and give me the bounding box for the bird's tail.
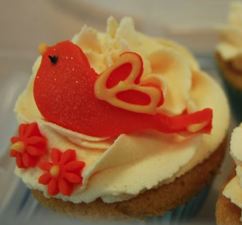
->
[155,108,213,135]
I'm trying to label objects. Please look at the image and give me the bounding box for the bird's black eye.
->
[48,55,58,64]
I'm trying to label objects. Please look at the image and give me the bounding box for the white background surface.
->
[0,0,240,224]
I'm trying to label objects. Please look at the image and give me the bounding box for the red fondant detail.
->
[34,41,213,137]
[48,179,58,196]
[39,173,52,184]
[154,108,213,134]
[51,148,62,164]
[104,51,160,106]
[38,149,85,196]
[116,90,151,105]
[39,161,52,171]
[105,53,143,89]
[10,123,47,169]
[106,63,132,88]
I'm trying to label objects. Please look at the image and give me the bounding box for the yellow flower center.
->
[50,165,60,177]
[11,141,25,152]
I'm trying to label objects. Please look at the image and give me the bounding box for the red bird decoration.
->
[34,41,212,138]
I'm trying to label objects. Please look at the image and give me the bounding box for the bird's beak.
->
[38,42,48,55]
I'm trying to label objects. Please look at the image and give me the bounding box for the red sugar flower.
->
[10,123,47,168]
[38,149,85,196]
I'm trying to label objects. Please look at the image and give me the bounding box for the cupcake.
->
[9,17,229,220]
[216,125,242,225]
[216,2,242,122]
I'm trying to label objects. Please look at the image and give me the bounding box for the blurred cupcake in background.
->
[216,1,242,122]
[216,124,242,225]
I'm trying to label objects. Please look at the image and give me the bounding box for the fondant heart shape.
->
[34,41,213,137]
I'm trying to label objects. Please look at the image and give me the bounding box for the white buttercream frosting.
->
[223,124,242,221]
[216,2,242,71]
[14,17,229,203]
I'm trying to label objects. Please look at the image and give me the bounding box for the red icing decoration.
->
[34,41,213,137]
[99,51,162,107]
[116,89,151,105]
[10,123,47,168]
[106,52,142,88]
[38,149,85,196]
[106,63,133,88]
